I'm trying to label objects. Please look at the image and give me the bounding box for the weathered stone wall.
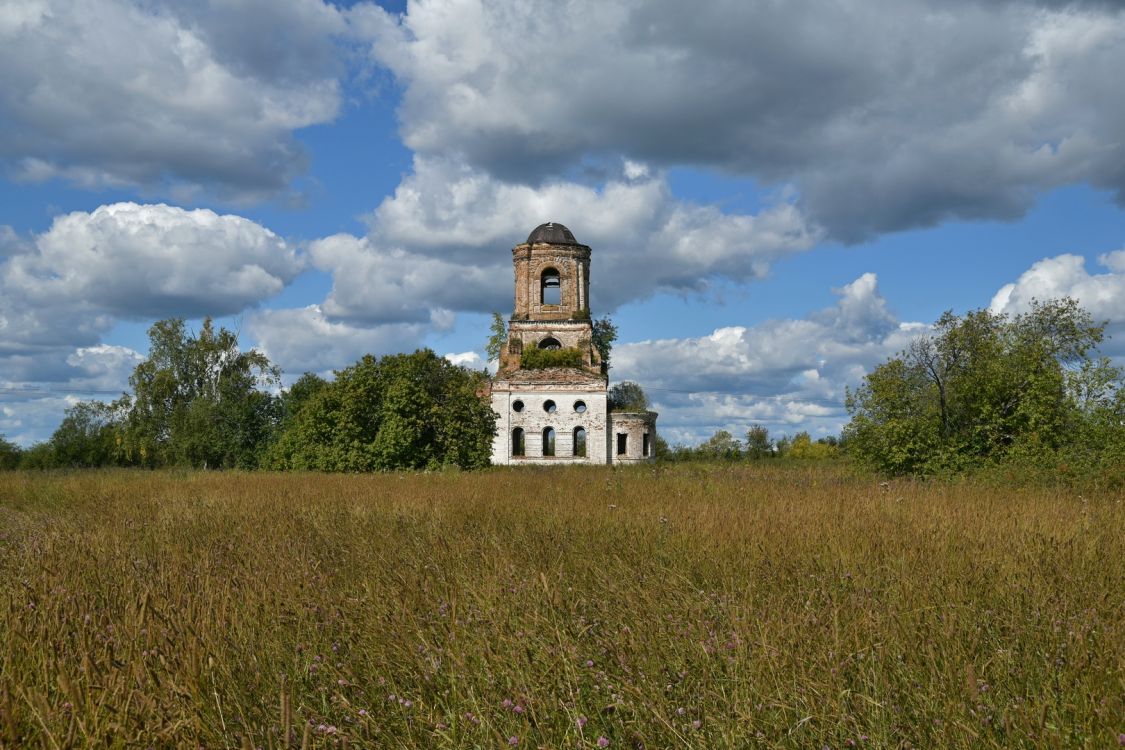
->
[607,411,659,464]
[512,242,591,321]
[499,320,600,373]
[490,388,609,465]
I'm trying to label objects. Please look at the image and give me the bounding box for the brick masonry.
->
[490,224,657,465]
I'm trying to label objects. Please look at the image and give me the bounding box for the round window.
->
[512,400,524,412]
[574,400,587,413]
[544,400,557,413]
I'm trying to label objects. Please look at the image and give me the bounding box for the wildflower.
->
[692,720,702,730]
[577,715,587,730]
[508,736,519,745]
[403,700,413,708]
[514,704,525,714]
[597,737,610,747]
[676,707,685,716]
[585,660,594,668]
[358,709,367,717]
[502,698,513,709]
[337,679,347,686]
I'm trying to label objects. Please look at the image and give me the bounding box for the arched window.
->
[541,268,561,305]
[543,427,556,457]
[538,336,562,350]
[512,428,525,457]
[573,427,586,457]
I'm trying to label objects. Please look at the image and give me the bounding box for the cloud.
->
[64,345,145,393]
[247,305,432,374]
[0,202,300,383]
[4,202,301,326]
[359,0,1125,241]
[321,156,820,320]
[990,249,1125,354]
[0,0,353,200]
[445,351,484,368]
[612,273,923,442]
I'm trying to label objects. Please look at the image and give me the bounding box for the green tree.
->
[788,432,838,460]
[485,312,508,363]
[0,435,21,470]
[608,381,648,412]
[845,298,1123,476]
[50,399,129,468]
[591,316,618,374]
[745,424,772,459]
[700,429,742,459]
[266,349,496,472]
[279,373,329,428]
[124,318,280,468]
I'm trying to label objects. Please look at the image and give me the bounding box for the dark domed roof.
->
[526,222,578,245]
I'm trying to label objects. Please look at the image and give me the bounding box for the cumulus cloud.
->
[247,305,432,374]
[316,157,820,321]
[356,0,1125,241]
[612,273,924,442]
[0,202,300,383]
[445,351,484,368]
[3,203,301,328]
[0,0,354,199]
[64,345,145,393]
[990,249,1125,354]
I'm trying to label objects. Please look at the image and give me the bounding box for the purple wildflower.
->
[597,737,610,747]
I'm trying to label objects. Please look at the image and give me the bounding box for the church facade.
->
[489,223,657,465]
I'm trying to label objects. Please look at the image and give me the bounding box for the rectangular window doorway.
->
[643,432,650,457]
[616,433,627,456]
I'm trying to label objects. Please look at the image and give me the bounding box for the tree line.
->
[3,298,1122,481]
[3,318,497,471]
[662,297,1124,483]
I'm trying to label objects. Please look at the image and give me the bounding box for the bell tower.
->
[489,222,657,466]
[512,222,591,321]
[498,223,601,375]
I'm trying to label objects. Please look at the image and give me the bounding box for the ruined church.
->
[490,223,658,464]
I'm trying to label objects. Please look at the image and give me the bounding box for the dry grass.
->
[0,465,1122,749]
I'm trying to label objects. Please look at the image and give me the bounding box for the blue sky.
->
[2,0,1124,446]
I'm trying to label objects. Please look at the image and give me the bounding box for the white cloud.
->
[0,202,301,386]
[612,273,922,443]
[0,0,352,199]
[990,249,1125,354]
[354,156,821,314]
[247,305,431,374]
[357,0,1125,241]
[3,203,301,328]
[65,345,144,393]
[445,351,483,368]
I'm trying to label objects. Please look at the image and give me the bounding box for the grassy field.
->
[0,465,1121,749]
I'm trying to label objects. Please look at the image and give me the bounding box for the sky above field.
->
[2,0,1125,447]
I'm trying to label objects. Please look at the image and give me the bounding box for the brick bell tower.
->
[490,222,608,464]
[490,223,657,466]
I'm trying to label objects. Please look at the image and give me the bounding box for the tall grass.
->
[0,465,1121,748]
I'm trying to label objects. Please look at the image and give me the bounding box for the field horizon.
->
[1,465,1122,748]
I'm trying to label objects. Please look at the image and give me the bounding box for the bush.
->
[520,346,584,370]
